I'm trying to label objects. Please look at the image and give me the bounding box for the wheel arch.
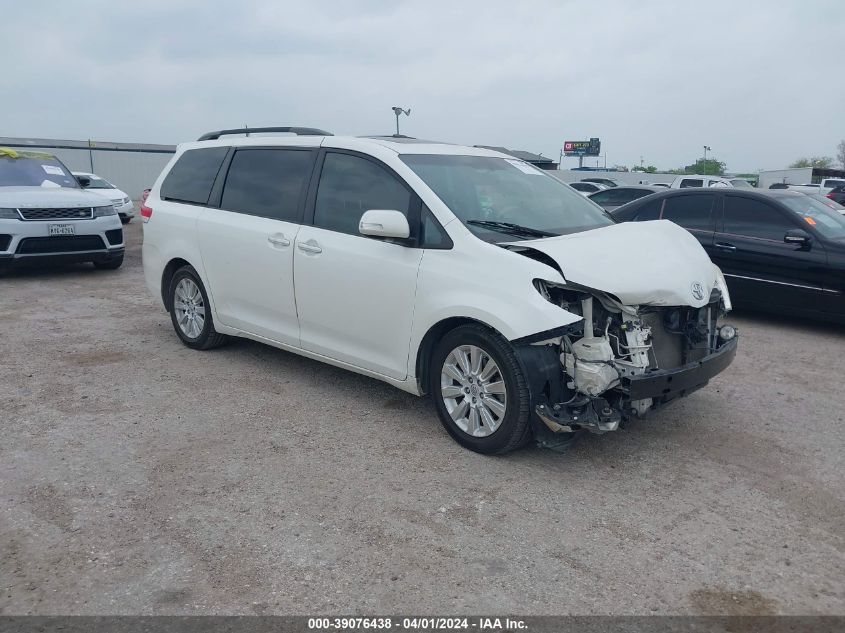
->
[161,257,194,310]
[414,316,504,395]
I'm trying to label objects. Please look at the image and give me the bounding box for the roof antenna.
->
[392,107,411,137]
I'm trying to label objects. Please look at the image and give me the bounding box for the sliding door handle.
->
[297,239,322,254]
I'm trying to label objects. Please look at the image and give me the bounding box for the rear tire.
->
[93,253,124,270]
[430,324,532,455]
[168,265,228,350]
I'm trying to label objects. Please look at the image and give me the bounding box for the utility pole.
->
[703,145,711,175]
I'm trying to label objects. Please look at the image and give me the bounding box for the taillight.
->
[140,204,153,222]
[827,193,834,199]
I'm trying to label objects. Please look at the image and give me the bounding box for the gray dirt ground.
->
[0,221,843,615]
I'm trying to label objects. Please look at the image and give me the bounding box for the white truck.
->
[785,179,845,195]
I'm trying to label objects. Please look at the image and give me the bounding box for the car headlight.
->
[93,205,117,217]
[0,208,19,219]
[713,265,732,311]
[122,196,131,205]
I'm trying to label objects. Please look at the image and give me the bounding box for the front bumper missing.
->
[625,336,738,401]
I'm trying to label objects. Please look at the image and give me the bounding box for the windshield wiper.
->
[466,220,557,238]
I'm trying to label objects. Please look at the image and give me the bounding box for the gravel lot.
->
[1,220,843,616]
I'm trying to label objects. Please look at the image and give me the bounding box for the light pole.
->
[703,145,711,175]
[392,106,411,136]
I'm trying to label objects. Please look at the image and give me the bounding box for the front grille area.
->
[17,207,94,220]
[16,236,105,254]
[0,234,10,251]
[105,228,123,245]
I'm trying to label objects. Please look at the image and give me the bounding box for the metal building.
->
[0,136,176,201]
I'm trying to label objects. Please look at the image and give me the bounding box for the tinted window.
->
[661,194,714,230]
[679,178,703,188]
[160,147,228,205]
[723,196,796,240]
[314,153,411,235]
[220,149,313,222]
[633,198,663,221]
[589,190,614,204]
[420,204,452,248]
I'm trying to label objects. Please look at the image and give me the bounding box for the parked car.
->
[73,172,135,224]
[0,148,124,270]
[142,127,737,454]
[611,188,845,322]
[569,181,607,196]
[670,174,754,189]
[587,185,663,211]
[826,185,845,208]
[650,183,670,188]
[769,183,789,189]
[580,176,620,188]
[810,192,845,213]
[787,179,845,196]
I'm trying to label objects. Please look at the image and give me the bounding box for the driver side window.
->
[314,153,411,236]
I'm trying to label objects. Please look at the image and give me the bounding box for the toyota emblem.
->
[691,282,705,301]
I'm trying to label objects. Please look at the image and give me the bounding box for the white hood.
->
[0,186,111,209]
[511,220,718,308]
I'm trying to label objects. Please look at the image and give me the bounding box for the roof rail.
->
[197,127,333,141]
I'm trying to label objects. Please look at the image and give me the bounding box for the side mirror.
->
[784,228,812,249]
[359,209,410,240]
[76,176,91,188]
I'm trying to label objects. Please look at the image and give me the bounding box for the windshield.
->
[730,179,754,188]
[400,154,613,241]
[0,149,79,188]
[79,175,115,189]
[780,195,845,240]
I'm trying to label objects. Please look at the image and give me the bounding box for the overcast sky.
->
[3,1,842,173]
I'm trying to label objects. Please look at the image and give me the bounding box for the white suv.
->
[0,148,124,271]
[72,171,135,224]
[142,127,738,454]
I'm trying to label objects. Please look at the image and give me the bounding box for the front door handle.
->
[715,242,737,252]
[267,234,290,247]
[297,239,322,254]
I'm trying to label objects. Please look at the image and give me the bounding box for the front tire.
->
[430,324,532,454]
[168,265,228,350]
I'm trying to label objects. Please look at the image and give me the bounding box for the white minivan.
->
[142,127,737,454]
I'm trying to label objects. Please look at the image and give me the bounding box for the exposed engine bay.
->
[527,279,738,447]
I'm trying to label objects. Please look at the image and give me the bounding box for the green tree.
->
[689,158,726,175]
[632,165,657,173]
[790,156,833,168]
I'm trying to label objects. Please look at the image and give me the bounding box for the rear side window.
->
[220,149,314,222]
[722,196,795,240]
[633,198,663,221]
[661,194,714,230]
[160,147,228,205]
[679,178,703,188]
[314,153,411,236]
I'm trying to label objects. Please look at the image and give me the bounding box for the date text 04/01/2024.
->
[307,617,527,631]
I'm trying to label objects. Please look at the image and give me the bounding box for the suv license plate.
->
[49,224,75,236]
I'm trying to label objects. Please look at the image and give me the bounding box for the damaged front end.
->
[520,280,738,450]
